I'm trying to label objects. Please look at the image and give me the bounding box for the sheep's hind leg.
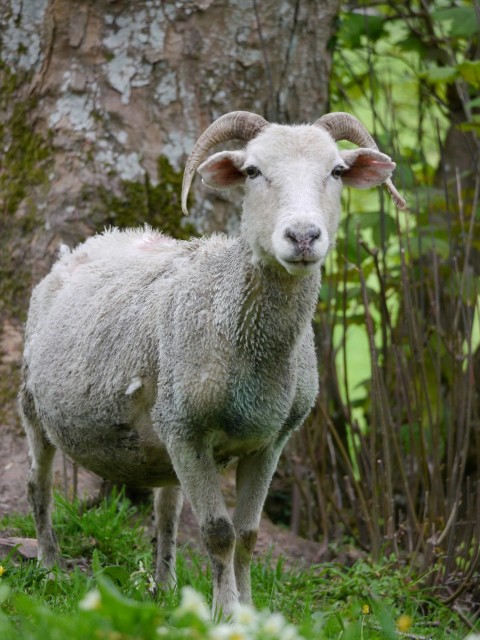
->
[154,485,183,588]
[19,387,59,567]
[166,438,238,618]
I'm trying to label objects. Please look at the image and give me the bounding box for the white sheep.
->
[19,111,405,616]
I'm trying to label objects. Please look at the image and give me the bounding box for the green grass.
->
[0,490,476,639]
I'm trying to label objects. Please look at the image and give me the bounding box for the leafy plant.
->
[267,0,480,621]
[0,492,473,638]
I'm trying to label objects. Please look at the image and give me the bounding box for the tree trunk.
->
[0,0,340,425]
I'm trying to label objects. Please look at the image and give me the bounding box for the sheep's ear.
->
[340,148,396,189]
[198,151,247,189]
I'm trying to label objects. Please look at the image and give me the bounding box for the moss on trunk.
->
[92,156,198,240]
[0,67,53,320]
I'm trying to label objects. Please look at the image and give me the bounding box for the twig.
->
[452,604,475,630]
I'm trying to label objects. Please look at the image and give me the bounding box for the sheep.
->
[19,110,406,617]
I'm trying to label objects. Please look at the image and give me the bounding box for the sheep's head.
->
[182,111,406,276]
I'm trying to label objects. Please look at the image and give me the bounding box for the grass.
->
[0,490,476,639]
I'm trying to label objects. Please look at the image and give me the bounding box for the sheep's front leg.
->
[154,485,183,588]
[167,439,238,617]
[233,443,284,604]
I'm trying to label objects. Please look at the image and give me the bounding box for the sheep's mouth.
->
[284,258,320,268]
[281,257,322,275]
[290,259,312,267]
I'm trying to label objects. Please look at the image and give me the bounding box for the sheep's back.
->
[22,228,202,427]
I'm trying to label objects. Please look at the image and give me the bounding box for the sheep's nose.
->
[284,226,321,252]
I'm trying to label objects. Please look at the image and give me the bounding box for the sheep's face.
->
[198,125,395,276]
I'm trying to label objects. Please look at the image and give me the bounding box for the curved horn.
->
[315,112,407,210]
[181,111,269,214]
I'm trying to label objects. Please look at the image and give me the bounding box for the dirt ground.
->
[0,417,328,568]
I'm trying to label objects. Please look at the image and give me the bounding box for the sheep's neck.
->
[231,243,320,359]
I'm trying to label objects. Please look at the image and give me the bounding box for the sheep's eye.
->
[331,165,345,179]
[246,166,261,179]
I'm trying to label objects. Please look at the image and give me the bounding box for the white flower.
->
[465,635,480,640]
[262,611,287,635]
[279,624,302,640]
[231,602,257,626]
[156,626,169,636]
[147,574,157,594]
[210,623,248,640]
[130,561,156,592]
[78,589,101,611]
[176,586,210,621]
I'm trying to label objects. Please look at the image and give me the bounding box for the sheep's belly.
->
[75,452,179,487]
[45,420,267,488]
[47,424,178,487]
[69,437,263,488]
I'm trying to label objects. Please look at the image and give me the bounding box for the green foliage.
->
[279,0,480,620]
[0,493,472,639]
[52,490,151,566]
[338,12,387,48]
[431,6,478,38]
[98,156,197,239]
[2,488,150,569]
[331,0,478,180]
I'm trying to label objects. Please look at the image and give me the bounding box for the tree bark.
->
[0,0,340,424]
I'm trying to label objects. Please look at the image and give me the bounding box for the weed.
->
[0,492,473,638]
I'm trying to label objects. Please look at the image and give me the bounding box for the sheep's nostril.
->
[284,226,321,249]
[285,229,298,243]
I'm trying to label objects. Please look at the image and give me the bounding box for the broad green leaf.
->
[339,11,386,48]
[373,213,397,246]
[348,211,397,246]
[350,211,383,230]
[397,33,429,55]
[467,96,480,109]
[409,236,450,260]
[0,584,10,604]
[421,65,458,84]
[342,231,370,264]
[96,578,161,635]
[344,313,369,326]
[101,565,130,587]
[457,60,480,88]
[459,116,480,135]
[432,7,478,38]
